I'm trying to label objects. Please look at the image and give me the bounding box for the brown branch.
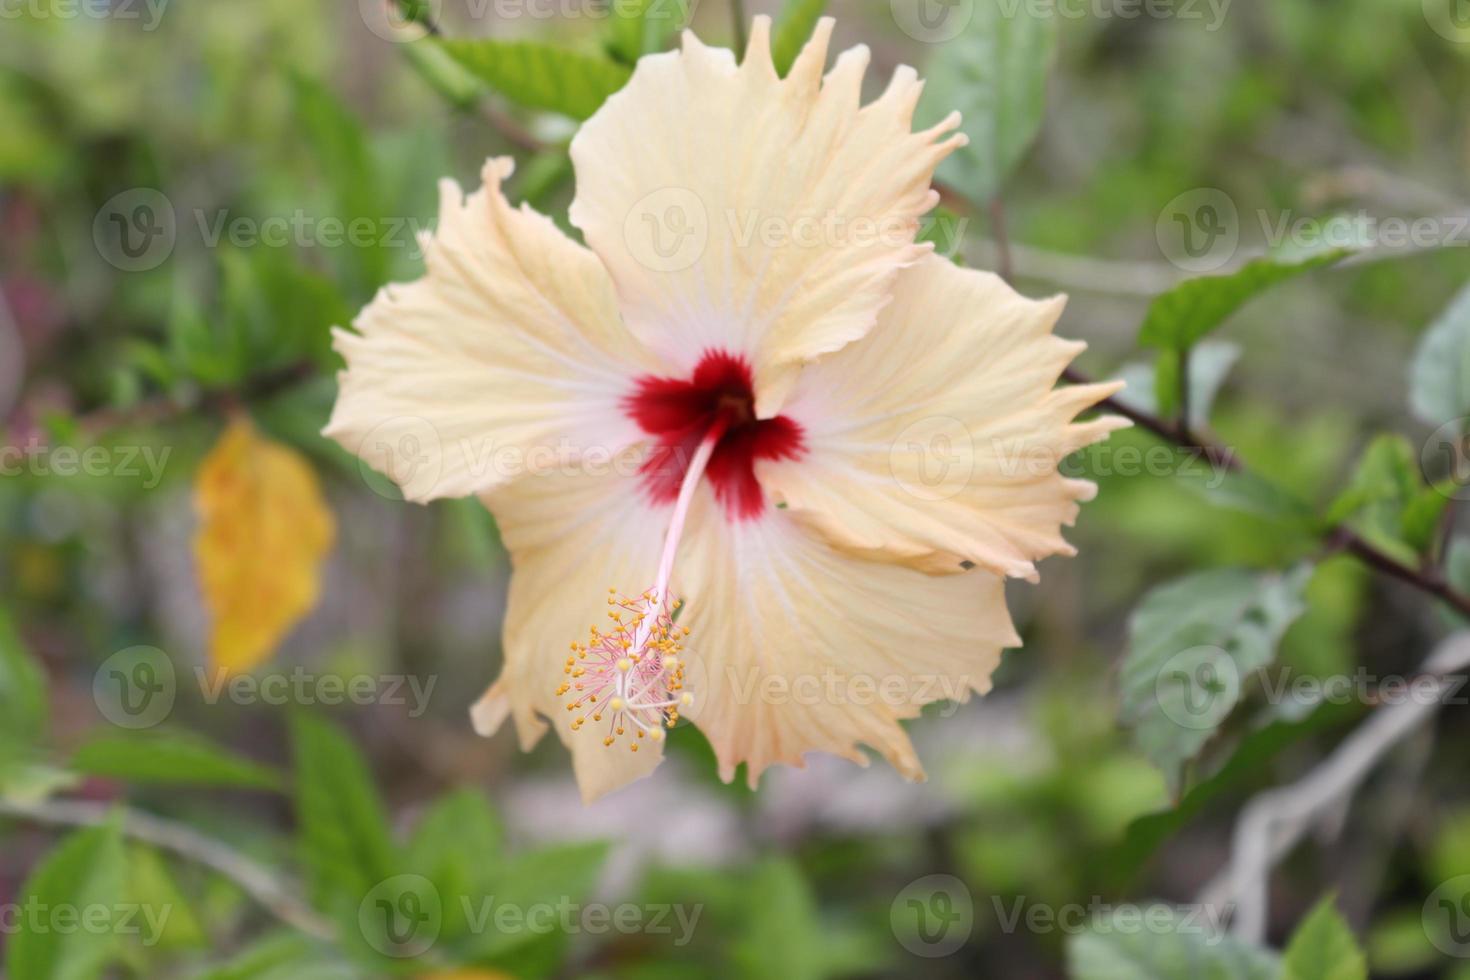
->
[69,362,316,440]
[1064,365,1470,619]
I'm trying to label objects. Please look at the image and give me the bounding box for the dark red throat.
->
[625,350,805,520]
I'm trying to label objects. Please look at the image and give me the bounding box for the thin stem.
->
[1063,364,1470,618]
[0,798,334,940]
[1176,345,1193,441]
[988,196,1014,285]
[731,0,748,56]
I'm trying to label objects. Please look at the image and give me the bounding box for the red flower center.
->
[625,350,805,520]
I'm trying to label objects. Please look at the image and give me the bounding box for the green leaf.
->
[733,859,826,980]
[1067,905,1278,980]
[1153,340,1241,421]
[1137,246,1354,352]
[0,606,47,744]
[1324,435,1446,560]
[1119,565,1313,795]
[291,74,387,296]
[290,713,399,913]
[1408,284,1470,427]
[922,0,1058,204]
[1282,895,1368,980]
[1324,435,1420,527]
[70,729,285,792]
[606,0,690,64]
[405,788,503,938]
[7,820,129,980]
[771,0,828,76]
[437,38,632,120]
[125,845,207,951]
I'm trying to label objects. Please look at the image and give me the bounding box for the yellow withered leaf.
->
[194,415,335,674]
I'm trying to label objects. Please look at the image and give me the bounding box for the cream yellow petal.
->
[761,254,1128,581]
[324,158,656,503]
[472,466,672,803]
[568,16,965,418]
[677,497,1019,787]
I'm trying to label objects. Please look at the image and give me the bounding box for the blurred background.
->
[2,0,1470,977]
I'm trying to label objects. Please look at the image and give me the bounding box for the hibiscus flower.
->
[325,17,1125,802]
